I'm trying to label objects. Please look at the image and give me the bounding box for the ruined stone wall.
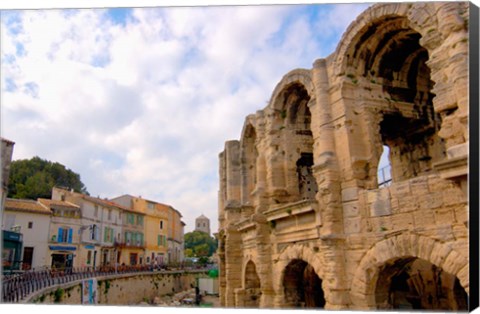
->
[218,2,470,311]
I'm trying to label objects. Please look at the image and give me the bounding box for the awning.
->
[49,245,76,251]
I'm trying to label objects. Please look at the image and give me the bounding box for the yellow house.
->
[167,206,185,265]
[110,195,169,266]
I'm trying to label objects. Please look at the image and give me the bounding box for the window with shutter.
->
[58,228,63,243]
[125,232,131,245]
[68,228,73,243]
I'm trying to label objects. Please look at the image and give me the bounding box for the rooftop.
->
[38,198,80,210]
[5,198,51,215]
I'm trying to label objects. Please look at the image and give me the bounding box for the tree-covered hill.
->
[7,156,89,200]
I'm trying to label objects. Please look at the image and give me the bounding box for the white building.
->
[3,198,51,270]
[38,198,82,269]
[1,138,15,213]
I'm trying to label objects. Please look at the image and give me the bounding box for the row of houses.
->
[2,186,185,271]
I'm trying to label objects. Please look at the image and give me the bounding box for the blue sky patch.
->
[5,78,17,92]
[24,82,39,98]
[1,11,23,35]
[105,8,133,26]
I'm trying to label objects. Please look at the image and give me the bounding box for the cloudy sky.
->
[1,1,371,233]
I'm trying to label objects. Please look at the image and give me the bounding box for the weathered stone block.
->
[417,236,435,261]
[413,209,435,228]
[410,176,429,196]
[343,201,360,218]
[391,213,414,230]
[344,216,362,234]
[443,188,466,206]
[429,242,452,267]
[419,191,443,209]
[396,195,417,213]
[453,204,468,224]
[341,187,359,202]
[452,223,468,240]
[369,189,391,217]
[442,250,467,276]
[346,235,368,250]
[432,224,455,242]
[389,181,411,197]
[434,208,455,225]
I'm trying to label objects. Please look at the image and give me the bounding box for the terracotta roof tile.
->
[37,198,80,210]
[5,198,51,215]
[82,195,140,213]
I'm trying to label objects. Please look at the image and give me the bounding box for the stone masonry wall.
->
[218,2,470,311]
[26,271,199,305]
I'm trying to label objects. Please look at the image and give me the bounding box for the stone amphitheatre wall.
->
[218,2,470,311]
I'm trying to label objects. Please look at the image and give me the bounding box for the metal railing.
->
[2,264,210,303]
[378,164,392,187]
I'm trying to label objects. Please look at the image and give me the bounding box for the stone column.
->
[310,58,343,237]
[311,59,350,310]
[224,141,242,206]
[428,2,469,150]
[426,2,469,185]
[224,226,243,307]
[253,216,274,308]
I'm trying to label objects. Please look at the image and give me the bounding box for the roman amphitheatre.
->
[218,2,471,311]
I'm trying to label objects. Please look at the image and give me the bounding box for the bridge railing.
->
[2,264,209,303]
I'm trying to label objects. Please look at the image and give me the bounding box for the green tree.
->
[184,248,194,258]
[184,231,217,257]
[8,156,89,200]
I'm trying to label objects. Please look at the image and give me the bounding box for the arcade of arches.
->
[218,2,471,311]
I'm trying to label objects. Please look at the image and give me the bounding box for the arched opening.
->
[375,257,468,311]
[272,82,316,203]
[345,16,446,186]
[244,261,261,307]
[283,259,325,308]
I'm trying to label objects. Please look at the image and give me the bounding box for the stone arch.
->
[329,2,453,188]
[332,2,469,152]
[274,244,324,291]
[273,244,325,308]
[332,3,442,78]
[268,69,315,111]
[242,259,262,307]
[350,234,469,309]
[265,71,317,204]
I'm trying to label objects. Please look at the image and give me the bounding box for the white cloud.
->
[1,3,369,233]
